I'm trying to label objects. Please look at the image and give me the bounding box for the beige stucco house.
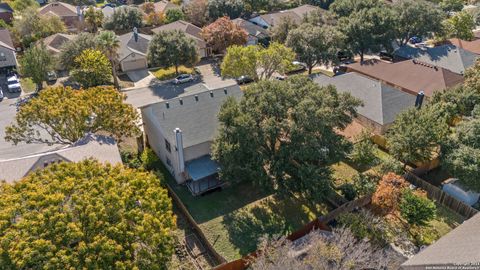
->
[141,85,243,195]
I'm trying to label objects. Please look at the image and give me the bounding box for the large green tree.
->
[335,0,396,61]
[443,11,475,41]
[221,42,295,80]
[393,0,445,46]
[96,31,121,89]
[0,160,176,269]
[206,0,244,20]
[270,16,298,44]
[148,30,198,74]
[5,86,140,145]
[103,6,143,31]
[442,115,480,191]
[84,6,104,33]
[330,0,383,17]
[12,6,66,48]
[439,0,464,12]
[19,43,53,90]
[165,8,184,23]
[212,76,361,199]
[71,49,112,88]
[286,23,343,74]
[386,106,449,167]
[59,33,99,70]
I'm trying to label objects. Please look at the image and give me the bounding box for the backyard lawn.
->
[165,175,332,261]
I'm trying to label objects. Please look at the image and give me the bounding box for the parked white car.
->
[7,74,21,93]
[173,74,194,85]
[442,178,480,206]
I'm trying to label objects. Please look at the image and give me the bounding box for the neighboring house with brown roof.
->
[140,0,179,14]
[448,38,480,55]
[0,3,14,24]
[232,18,270,46]
[0,135,122,183]
[118,31,152,72]
[0,29,17,71]
[39,1,81,29]
[313,72,416,134]
[401,213,480,269]
[38,33,75,54]
[249,4,320,28]
[152,20,210,58]
[346,59,464,98]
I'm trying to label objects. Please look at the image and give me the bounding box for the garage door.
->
[121,58,147,72]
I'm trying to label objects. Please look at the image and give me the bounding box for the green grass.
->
[332,161,359,186]
[163,168,332,261]
[413,203,464,245]
[152,66,195,81]
[20,78,36,93]
[310,68,335,77]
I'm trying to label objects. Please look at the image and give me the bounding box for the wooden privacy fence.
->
[403,172,479,219]
[165,183,227,265]
[319,195,372,223]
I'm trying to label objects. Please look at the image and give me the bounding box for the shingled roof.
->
[39,1,78,17]
[394,44,478,75]
[0,135,122,183]
[39,33,75,54]
[257,4,320,27]
[117,32,152,61]
[346,59,464,97]
[312,72,416,126]
[401,213,480,269]
[141,85,243,148]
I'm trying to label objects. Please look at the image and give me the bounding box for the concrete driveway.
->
[126,69,157,88]
[195,61,235,87]
[0,97,60,160]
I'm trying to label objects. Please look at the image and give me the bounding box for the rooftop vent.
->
[210,91,214,97]
[224,88,228,94]
[179,98,183,105]
[165,102,169,109]
[195,95,199,102]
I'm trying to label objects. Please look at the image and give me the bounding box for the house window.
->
[165,139,171,153]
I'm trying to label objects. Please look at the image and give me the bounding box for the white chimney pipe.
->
[174,128,185,173]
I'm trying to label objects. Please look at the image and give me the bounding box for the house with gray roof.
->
[0,135,122,183]
[152,20,210,58]
[312,72,416,134]
[0,29,17,72]
[401,213,480,269]
[249,4,320,29]
[232,18,270,46]
[117,31,152,72]
[141,85,243,195]
[394,44,478,75]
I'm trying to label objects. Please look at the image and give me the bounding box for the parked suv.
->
[173,74,194,85]
[7,74,21,93]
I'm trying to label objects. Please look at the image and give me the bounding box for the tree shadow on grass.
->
[221,195,327,256]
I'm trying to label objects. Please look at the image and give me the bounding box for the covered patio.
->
[185,155,224,196]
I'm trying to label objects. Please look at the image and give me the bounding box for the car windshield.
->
[179,75,189,79]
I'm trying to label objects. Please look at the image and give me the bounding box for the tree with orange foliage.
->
[371,173,408,215]
[202,16,248,53]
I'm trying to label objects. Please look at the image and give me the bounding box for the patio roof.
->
[185,155,220,181]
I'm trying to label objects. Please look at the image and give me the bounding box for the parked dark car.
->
[379,51,394,62]
[47,71,57,82]
[409,36,422,44]
[236,75,254,85]
[337,51,353,62]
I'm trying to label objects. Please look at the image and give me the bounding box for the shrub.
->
[377,156,404,176]
[371,173,408,215]
[353,173,379,197]
[338,183,357,201]
[337,210,391,247]
[152,66,194,80]
[141,148,161,170]
[120,150,141,169]
[399,189,436,226]
[349,131,379,169]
